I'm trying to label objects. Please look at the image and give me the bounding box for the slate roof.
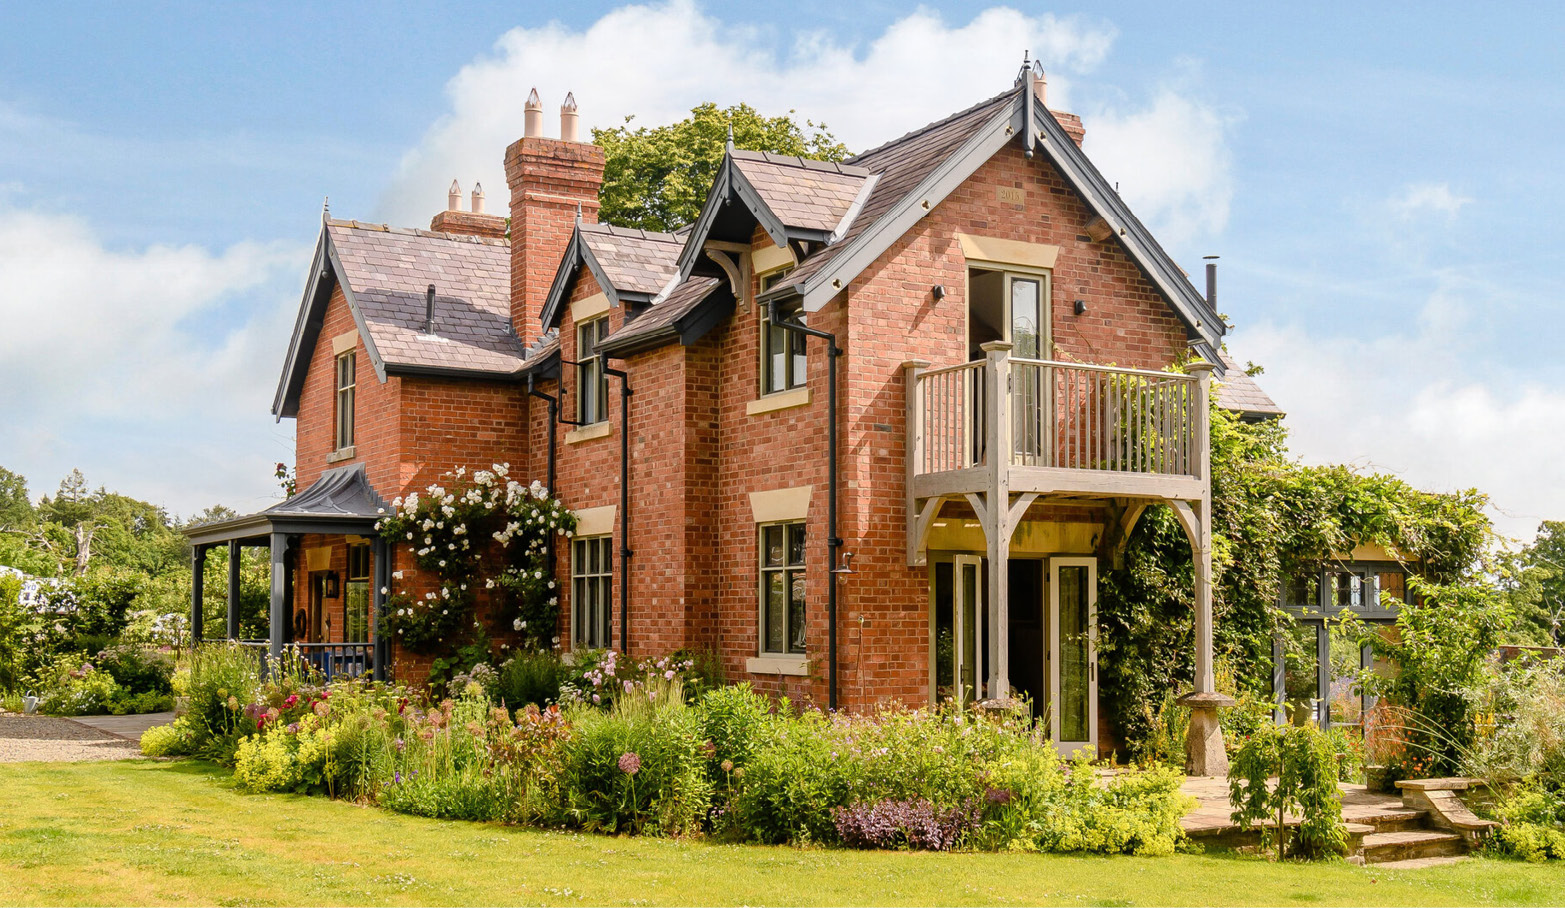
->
[729,150,872,234]
[260,463,387,519]
[577,223,682,297]
[772,91,1014,293]
[598,276,728,355]
[1214,351,1284,419]
[327,220,525,375]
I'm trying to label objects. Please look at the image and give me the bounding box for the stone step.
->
[1360,830,1467,864]
[1371,855,1470,870]
[1351,808,1429,834]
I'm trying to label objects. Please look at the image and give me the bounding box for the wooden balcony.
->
[904,342,1216,562]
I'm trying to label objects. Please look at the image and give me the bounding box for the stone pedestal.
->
[1178,690,1236,777]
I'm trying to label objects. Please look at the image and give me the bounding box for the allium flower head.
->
[617,752,642,775]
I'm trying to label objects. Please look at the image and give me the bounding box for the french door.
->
[1049,557,1098,753]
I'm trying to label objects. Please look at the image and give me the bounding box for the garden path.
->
[0,713,146,762]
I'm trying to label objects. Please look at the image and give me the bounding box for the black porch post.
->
[371,537,388,682]
[226,540,242,640]
[269,532,287,670]
[190,544,207,648]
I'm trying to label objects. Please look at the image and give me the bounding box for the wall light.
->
[1073,299,1087,315]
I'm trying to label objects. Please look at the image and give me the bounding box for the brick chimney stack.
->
[1030,67,1086,148]
[507,88,604,344]
[430,178,507,239]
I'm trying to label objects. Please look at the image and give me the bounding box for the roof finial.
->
[322,195,330,224]
[575,201,582,225]
[1016,50,1031,87]
[725,122,734,153]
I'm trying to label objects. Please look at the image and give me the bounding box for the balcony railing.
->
[230,640,376,681]
[908,344,1211,486]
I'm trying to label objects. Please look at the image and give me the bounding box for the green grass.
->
[0,760,1562,906]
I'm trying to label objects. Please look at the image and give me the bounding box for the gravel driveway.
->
[0,714,146,762]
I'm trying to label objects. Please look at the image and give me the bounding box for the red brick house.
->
[187,69,1276,769]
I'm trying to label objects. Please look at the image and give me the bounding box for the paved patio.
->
[67,711,175,741]
[1180,775,1409,835]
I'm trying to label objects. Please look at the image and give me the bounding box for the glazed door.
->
[952,555,984,704]
[1049,557,1097,753]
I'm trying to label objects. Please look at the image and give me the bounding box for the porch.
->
[905,342,1224,769]
[182,464,389,681]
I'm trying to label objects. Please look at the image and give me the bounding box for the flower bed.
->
[144,645,1193,855]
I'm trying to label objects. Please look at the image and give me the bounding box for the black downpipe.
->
[601,356,633,655]
[767,300,843,711]
[525,374,559,495]
[526,375,561,593]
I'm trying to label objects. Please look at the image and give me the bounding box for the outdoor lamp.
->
[324,571,339,598]
[832,552,855,575]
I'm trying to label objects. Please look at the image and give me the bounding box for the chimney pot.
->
[447,179,461,212]
[471,183,484,214]
[560,91,579,142]
[524,87,544,138]
[1034,67,1047,104]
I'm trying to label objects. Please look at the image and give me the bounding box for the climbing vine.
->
[375,465,575,656]
[1097,386,1493,758]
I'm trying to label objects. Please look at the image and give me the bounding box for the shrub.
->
[1229,722,1347,859]
[182,643,262,765]
[834,797,980,851]
[1488,786,1565,862]
[380,687,525,822]
[973,751,1191,855]
[693,684,776,787]
[727,706,1030,845]
[496,649,563,708]
[94,644,174,696]
[35,655,123,716]
[549,682,710,835]
[140,720,196,757]
[235,717,332,793]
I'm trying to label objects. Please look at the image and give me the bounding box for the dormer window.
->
[334,351,356,451]
[577,316,609,425]
[760,268,805,395]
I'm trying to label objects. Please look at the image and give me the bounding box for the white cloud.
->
[1388,181,1472,221]
[377,0,1225,249]
[1084,88,1234,246]
[0,203,305,517]
[1239,281,1565,544]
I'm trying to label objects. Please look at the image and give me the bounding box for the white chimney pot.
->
[524,87,544,138]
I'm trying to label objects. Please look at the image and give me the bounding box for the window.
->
[344,543,371,643]
[572,536,612,648]
[334,351,356,450]
[759,521,806,655]
[760,269,806,394]
[576,317,609,425]
[967,267,1049,360]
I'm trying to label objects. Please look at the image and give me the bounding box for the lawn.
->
[0,760,1562,907]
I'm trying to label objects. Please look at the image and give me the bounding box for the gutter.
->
[766,299,843,711]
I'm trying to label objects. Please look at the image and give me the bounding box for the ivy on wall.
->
[1098,390,1493,758]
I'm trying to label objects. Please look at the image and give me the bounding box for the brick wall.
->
[507,136,604,345]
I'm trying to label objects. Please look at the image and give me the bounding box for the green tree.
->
[594,102,850,232]
[1505,521,1565,646]
[0,467,32,533]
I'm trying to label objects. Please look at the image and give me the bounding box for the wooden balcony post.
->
[1185,361,1216,694]
[903,360,931,567]
[981,341,1013,698]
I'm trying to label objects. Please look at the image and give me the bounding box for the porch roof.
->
[182,464,388,547]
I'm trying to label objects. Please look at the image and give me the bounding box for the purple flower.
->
[985,787,1014,805]
[618,751,642,775]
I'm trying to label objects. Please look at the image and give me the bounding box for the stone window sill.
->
[326,446,356,464]
[746,387,810,416]
[565,422,612,445]
[746,655,810,676]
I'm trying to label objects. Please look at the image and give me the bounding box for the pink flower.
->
[618,752,642,775]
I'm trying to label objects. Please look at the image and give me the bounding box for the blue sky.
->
[1,2,1561,539]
